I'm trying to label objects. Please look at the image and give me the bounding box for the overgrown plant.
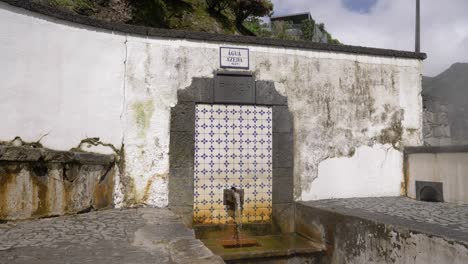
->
[205,0,230,13]
[130,0,168,27]
[35,0,94,14]
[230,0,273,35]
[243,16,272,38]
[301,19,315,41]
[271,21,298,40]
[318,23,340,44]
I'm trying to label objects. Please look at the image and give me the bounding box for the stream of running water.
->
[233,191,242,245]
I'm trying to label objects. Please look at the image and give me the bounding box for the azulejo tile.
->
[193,104,273,225]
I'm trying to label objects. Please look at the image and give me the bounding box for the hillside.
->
[34,0,238,34]
[423,62,468,144]
[32,0,340,42]
[423,63,468,105]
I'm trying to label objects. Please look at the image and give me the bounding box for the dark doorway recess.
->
[416,181,444,202]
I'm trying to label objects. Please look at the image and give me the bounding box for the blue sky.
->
[342,0,378,14]
[271,0,468,76]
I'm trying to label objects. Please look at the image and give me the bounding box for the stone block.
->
[273,167,293,179]
[273,176,294,203]
[169,132,194,168]
[440,104,449,112]
[170,167,193,179]
[214,74,255,104]
[424,137,440,146]
[423,123,433,138]
[169,206,193,227]
[439,138,452,146]
[42,150,74,163]
[434,126,451,137]
[0,146,41,162]
[169,176,194,207]
[256,81,287,105]
[272,203,295,233]
[423,111,434,123]
[273,132,293,168]
[435,112,449,125]
[170,102,195,132]
[433,101,442,112]
[273,105,293,133]
[178,78,214,103]
[73,152,115,165]
[0,161,113,221]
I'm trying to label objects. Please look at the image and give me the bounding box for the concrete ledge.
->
[0,146,115,165]
[405,145,468,154]
[296,198,468,264]
[1,0,427,60]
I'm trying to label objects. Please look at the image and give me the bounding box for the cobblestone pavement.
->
[0,208,224,264]
[303,197,468,242]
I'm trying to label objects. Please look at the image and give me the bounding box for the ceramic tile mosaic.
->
[193,104,273,225]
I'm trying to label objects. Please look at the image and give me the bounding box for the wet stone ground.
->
[304,197,468,242]
[0,208,224,264]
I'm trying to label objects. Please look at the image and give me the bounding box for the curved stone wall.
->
[0,1,424,208]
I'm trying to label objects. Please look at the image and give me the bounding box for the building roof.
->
[0,0,427,60]
[271,12,312,25]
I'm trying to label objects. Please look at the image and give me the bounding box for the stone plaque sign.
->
[214,74,255,104]
[220,47,249,69]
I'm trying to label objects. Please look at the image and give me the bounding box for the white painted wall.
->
[0,3,125,154]
[407,153,468,204]
[0,2,423,206]
[309,144,403,200]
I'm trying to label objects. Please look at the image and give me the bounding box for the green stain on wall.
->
[132,99,155,138]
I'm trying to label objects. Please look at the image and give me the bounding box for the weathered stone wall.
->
[423,95,468,146]
[0,1,424,207]
[295,202,468,264]
[0,146,116,220]
[423,96,451,145]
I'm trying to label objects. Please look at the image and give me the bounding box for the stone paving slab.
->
[301,197,468,243]
[0,208,224,264]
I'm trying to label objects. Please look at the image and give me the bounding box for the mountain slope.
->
[423,63,468,105]
[423,62,468,144]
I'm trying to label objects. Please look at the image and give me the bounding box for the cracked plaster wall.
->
[0,3,423,207]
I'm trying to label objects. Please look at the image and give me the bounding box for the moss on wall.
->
[132,99,155,138]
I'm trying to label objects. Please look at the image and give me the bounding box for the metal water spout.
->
[223,187,244,219]
[221,187,259,248]
[223,187,244,242]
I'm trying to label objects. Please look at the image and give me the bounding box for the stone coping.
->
[298,197,468,244]
[1,0,426,60]
[0,145,115,165]
[405,145,468,154]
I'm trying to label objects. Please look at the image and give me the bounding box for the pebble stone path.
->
[0,208,224,264]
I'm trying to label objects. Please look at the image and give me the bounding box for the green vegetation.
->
[229,0,273,35]
[34,0,340,43]
[243,17,271,38]
[35,0,94,14]
[301,19,315,41]
[245,17,340,43]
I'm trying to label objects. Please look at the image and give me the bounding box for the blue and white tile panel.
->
[193,104,273,225]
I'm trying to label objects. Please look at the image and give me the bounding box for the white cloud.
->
[271,0,468,76]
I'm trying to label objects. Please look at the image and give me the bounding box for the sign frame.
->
[219,47,250,70]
